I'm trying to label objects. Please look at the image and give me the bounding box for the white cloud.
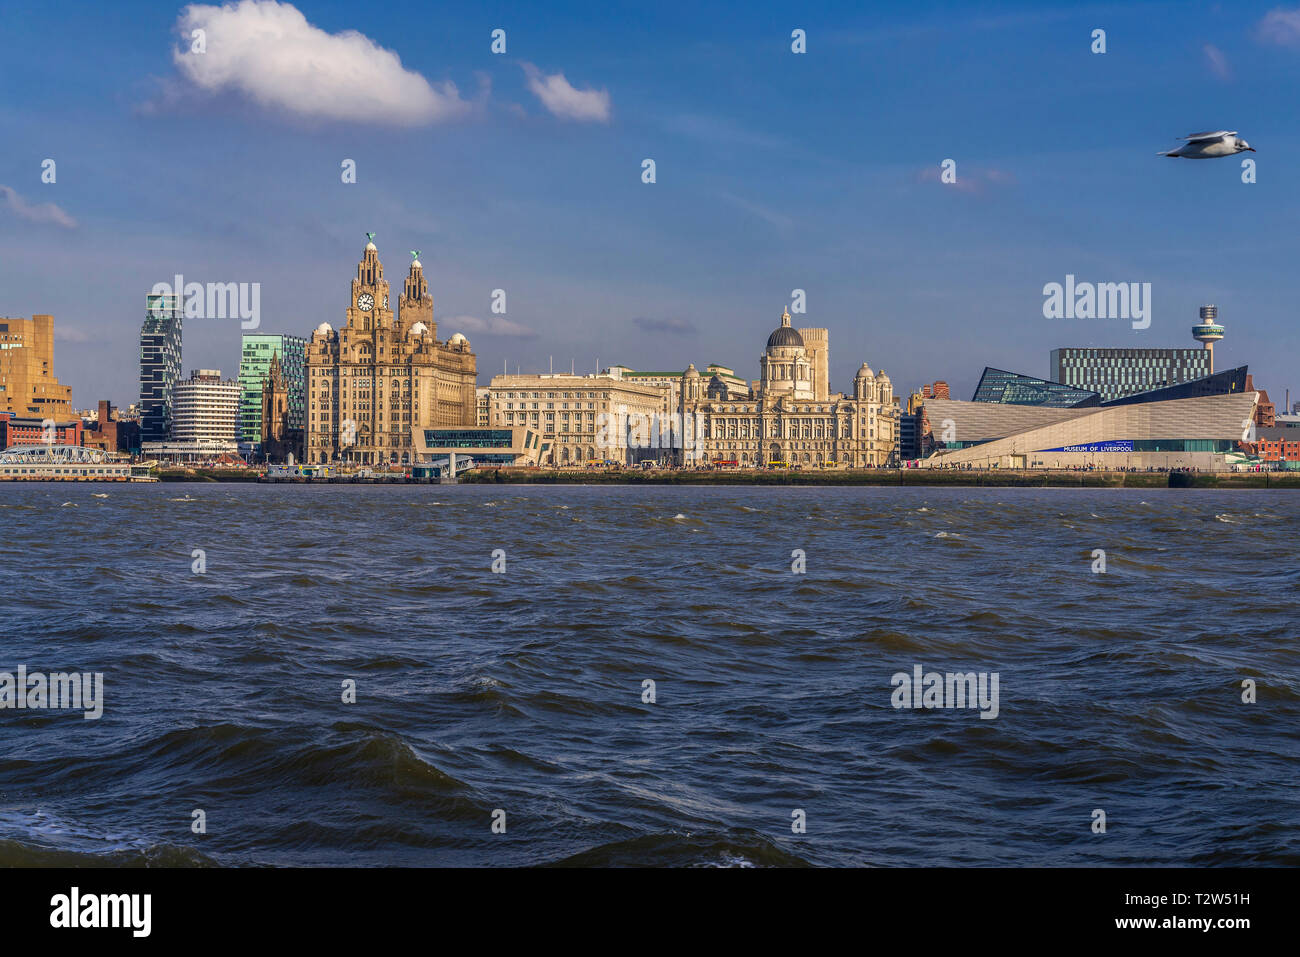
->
[521,63,611,122]
[719,192,793,228]
[0,185,77,229]
[1257,8,1300,45]
[1203,44,1231,79]
[55,326,93,343]
[444,314,535,338]
[914,165,1016,195]
[173,1,468,126]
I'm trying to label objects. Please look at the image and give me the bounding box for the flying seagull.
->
[1159,131,1254,158]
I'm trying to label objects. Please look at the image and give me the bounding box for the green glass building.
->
[238,334,306,444]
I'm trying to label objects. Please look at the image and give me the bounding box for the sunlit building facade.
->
[679,310,899,468]
[306,239,478,465]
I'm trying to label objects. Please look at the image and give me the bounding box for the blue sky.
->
[2,0,1298,408]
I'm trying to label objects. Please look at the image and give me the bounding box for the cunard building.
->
[679,309,898,468]
[306,237,477,465]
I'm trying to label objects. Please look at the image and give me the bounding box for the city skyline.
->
[2,0,1298,409]
[4,0,1300,899]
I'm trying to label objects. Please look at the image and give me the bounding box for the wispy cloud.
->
[444,314,535,338]
[660,113,784,150]
[1257,7,1300,46]
[0,185,77,228]
[632,316,696,335]
[521,63,611,122]
[718,191,793,228]
[171,0,469,126]
[1203,44,1231,79]
[914,165,1015,195]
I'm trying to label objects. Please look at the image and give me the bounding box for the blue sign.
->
[1037,441,1134,453]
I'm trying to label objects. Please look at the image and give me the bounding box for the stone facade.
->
[260,352,303,462]
[0,314,73,420]
[679,309,899,468]
[485,373,664,466]
[306,239,477,465]
[606,363,749,422]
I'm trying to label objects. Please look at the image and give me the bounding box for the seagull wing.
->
[1182,130,1236,141]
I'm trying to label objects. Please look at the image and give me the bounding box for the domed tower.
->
[875,370,893,405]
[1192,304,1224,373]
[407,321,431,352]
[682,363,702,403]
[679,364,704,468]
[853,362,875,400]
[706,373,728,400]
[399,251,434,339]
[760,308,813,399]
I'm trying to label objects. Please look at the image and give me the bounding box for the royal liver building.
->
[306,237,477,465]
[679,309,898,467]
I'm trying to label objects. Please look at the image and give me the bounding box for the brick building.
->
[1246,375,1275,428]
[0,412,82,449]
[1255,438,1300,462]
[81,400,141,454]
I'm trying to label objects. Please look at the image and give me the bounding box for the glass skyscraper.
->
[139,294,183,443]
[238,334,306,444]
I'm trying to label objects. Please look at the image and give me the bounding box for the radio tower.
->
[1192,305,1225,374]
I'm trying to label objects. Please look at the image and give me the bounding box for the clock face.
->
[382,295,389,309]
[357,293,374,312]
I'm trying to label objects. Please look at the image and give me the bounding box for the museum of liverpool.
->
[916,367,1258,470]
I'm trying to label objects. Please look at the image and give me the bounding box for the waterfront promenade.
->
[140,466,1300,489]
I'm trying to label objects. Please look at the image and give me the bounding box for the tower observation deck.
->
[1192,305,1225,373]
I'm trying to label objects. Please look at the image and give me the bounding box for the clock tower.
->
[346,234,393,333]
[305,234,478,467]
